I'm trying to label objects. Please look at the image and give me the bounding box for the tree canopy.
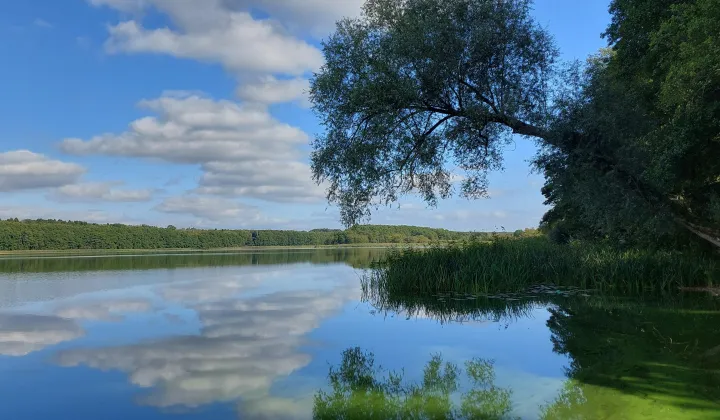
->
[310,0,720,249]
[310,0,557,226]
[538,0,720,248]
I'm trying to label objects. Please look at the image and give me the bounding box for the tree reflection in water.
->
[353,280,720,419]
[313,347,516,420]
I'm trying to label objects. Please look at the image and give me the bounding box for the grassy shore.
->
[367,237,719,295]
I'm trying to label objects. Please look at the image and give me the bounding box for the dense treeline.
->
[538,0,720,250]
[0,219,510,251]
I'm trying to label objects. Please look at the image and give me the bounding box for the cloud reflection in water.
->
[0,313,85,356]
[55,267,360,418]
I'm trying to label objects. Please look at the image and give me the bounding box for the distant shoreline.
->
[0,220,504,254]
[0,243,426,258]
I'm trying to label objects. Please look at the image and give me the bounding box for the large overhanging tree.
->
[310,0,557,224]
[309,0,720,249]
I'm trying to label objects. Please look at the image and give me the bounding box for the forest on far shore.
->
[0,219,536,251]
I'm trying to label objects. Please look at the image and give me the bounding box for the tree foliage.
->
[0,219,498,251]
[310,0,720,250]
[310,0,557,226]
[539,0,720,248]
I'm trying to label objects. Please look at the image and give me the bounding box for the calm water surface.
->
[0,249,718,419]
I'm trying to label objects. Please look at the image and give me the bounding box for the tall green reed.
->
[366,237,718,296]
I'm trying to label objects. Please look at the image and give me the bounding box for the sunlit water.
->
[0,249,718,419]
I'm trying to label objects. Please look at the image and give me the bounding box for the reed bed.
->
[366,237,718,296]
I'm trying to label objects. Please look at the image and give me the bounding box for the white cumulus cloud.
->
[224,0,364,36]
[61,93,307,163]
[197,160,325,203]
[61,92,324,204]
[0,150,85,192]
[155,195,264,222]
[50,181,154,202]
[92,0,324,76]
[236,76,310,107]
[88,0,363,106]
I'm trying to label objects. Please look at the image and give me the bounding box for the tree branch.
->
[348,111,383,141]
[410,97,551,143]
[458,79,500,114]
[488,114,548,139]
[677,219,720,249]
[411,103,461,116]
[384,114,454,183]
[398,115,454,172]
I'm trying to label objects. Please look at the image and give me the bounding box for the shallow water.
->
[0,249,718,419]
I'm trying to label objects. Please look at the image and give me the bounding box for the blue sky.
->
[0,0,610,231]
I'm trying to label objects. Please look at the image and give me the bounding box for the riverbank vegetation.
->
[309,0,720,291]
[0,219,519,251]
[310,0,720,251]
[367,238,718,296]
[304,2,720,415]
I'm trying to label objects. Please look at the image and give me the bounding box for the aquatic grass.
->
[366,237,719,296]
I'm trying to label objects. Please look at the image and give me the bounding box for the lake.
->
[1,249,719,419]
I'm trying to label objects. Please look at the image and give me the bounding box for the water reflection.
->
[0,313,84,356]
[0,248,384,308]
[2,250,719,419]
[541,298,720,418]
[0,248,386,273]
[314,347,515,419]
[54,298,153,321]
[362,284,720,419]
[0,296,156,356]
[54,269,359,418]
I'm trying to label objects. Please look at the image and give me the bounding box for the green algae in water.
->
[539,295,720,419]
[341,284,720,419]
